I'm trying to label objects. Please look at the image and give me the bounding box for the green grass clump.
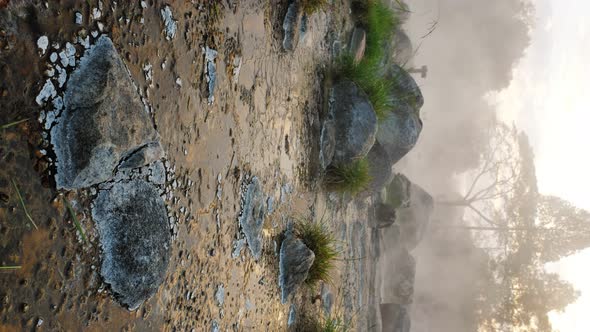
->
[295,220,338,289]
[363,0,397,66]
[333,1,399,120]
[324,158,372,195]
[299,315,349,332]
[302,0,329,14]
[335,55,392,120]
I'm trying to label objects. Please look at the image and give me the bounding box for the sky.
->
[493,0,590,330]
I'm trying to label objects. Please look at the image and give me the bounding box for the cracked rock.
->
[238,177,265,260]
[92,179,171,311]
[51,36,162,189]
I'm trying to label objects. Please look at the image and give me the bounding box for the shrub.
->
[295,220,339,289]
[324,158,372,194]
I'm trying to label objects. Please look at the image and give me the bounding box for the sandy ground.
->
[0,1,380,331]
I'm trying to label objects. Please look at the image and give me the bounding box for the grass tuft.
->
[64,198,88,244]
[11,180,38,230]
[1,118,29,130]
[363,0,397,66]
[302,0,329,14]
[324,158,372,195]
[298,315,350,332]
[294,220,338,289]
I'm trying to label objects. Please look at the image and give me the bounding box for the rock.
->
[375,202,396,228]
[380,303,411,332]
[51,36,162,189]
[388,65,424,110]
[349,27,366,63]
[321,283,334,315]
[279,231,315,303]
[392,174,434,250]
[364,142,395,195]
[376,104,422,165]
[288,304,297,326]
[319,113,336,170]
[381,248,415,305]
[204,47,217,105]
[160,5,177,40]
[239,177,266,260]
[215,284,225,307]
[282,0,303,51]
[92,179,171,310]
[330,80,377,165]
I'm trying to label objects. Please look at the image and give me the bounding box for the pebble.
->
[75,12,83,25]
[37,36,49,55]
[36,79,57,106]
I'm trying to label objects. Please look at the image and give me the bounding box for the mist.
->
[388,0,534,331]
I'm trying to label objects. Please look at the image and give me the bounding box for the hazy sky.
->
[494,0,590,330]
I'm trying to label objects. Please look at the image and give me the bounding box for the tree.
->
[533,195,590,262]
[438,120,521,226]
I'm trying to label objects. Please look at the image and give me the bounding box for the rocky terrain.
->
[0,0,428,331]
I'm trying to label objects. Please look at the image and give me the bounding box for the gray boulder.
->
[279,231,315,303]
[380,303,411,332]
[388,64,424,110]
[381,248,415,305]
[364,142,394,195]
[319,114,336,170]
[239,177,266,260]
[52,36,162,189]
[376,104,422,165]
[92,179,171,310]
[282,0,303,51]
[379,174,434,249]
[330,80,377,165]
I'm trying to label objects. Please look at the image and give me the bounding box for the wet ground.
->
[0,1,379,331]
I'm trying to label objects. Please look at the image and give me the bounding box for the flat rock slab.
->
[239,177,266,260]
[279,231,315,303]
[330,80,377,165]
[92,179,171,310]
[52,35,161,189]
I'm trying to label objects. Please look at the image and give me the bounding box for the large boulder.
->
[330,80,377,165]
[388,65,424,110]
[376,104,422,165]
[239,177,266,260]
[380,303,411,332]
[51,36,162,189]
[279,231,315,303]
[364,142,395,195]
[381,174,434,249]
[380,248,415,305]
[92,179,171,310]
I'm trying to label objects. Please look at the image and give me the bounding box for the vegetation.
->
[0,118,29,130]
[298,315,349,332]
[302,0,329,14]
[324,158,371,194]
[11,180,38,230]
[333,0,399,120]
[64,198,88,244]
[295,220,338,288]
[0,266,22,270]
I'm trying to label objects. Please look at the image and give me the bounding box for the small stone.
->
[279,230,315,303]
[75,12,83,25]
[37,36,49,55]
[160,5,177,40]
[49,52,58,63]
[215,284,225,307]
[35,79,57,106]
[349,27,367,64]
[92,8,102,19]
